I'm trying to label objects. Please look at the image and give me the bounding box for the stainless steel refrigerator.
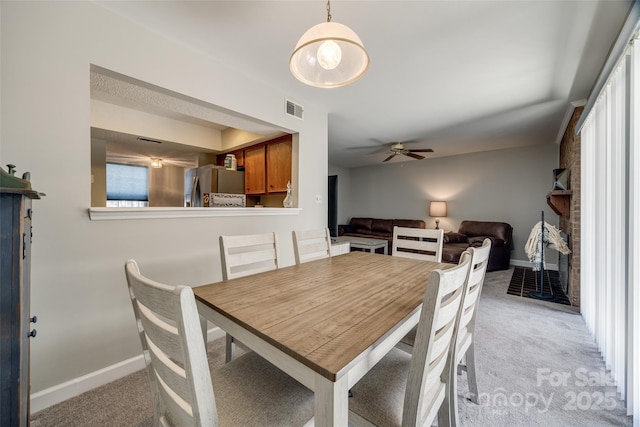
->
[184,165,244,207]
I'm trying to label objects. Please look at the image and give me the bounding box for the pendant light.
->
[290,0,369,88]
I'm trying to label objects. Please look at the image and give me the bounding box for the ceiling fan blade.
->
[383,154,396,162]
[369,138,387,145]
[347,145,382,151]
[366,147,393,156]
[405,152,425,160]
[164,158,199,168]
[106,154,149,165]
[408,148,434,153]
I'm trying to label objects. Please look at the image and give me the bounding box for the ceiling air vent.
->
[136,136,163,144]
[285,99,304,120]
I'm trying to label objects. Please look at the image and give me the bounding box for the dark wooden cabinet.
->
[1,171,42,426]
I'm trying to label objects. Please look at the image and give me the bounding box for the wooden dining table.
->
[194,251,451,427]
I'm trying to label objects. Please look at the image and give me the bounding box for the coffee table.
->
[333,235,388,255]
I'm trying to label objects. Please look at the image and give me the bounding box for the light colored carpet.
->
[456,267,630,426]
[31,267,632,426]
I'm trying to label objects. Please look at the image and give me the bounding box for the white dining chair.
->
[449,238,491,425]
[395,238,492,426]
[124,259,314,427]
[348,252,472,427]
[292,227,332,264]
[219,232,280,280]
[392,226,444,262]
[219,232,280,362]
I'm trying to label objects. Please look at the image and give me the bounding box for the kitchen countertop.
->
[88,206,301,221]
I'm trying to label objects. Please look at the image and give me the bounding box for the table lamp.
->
[429,201,447,229]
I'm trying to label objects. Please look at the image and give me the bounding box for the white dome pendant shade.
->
[290,9,369,88]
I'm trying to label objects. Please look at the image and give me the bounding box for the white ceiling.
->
[94,0,633,168]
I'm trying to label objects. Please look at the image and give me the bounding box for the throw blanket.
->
[524,221,571,270]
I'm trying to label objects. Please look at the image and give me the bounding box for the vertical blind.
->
[580,31,639,424]
[631,36,640,427]
[106,163,149,201]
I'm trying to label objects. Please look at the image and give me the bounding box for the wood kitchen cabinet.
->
[244,145,266,194]
[244,135,292,195]
[232,149,244,168]
[266,136,292,193]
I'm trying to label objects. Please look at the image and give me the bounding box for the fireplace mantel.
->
[546,190,572,217]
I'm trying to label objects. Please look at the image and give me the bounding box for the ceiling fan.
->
[105,138,199,169]
[374,142,434,162]
[106,152,199,169]
[99,133,201,169]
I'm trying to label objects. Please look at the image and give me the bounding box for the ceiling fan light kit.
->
[150,157,163,168]
[290,1,369,88]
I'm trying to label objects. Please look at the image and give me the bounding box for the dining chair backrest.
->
[455,238,491,362]
[447,238,492,425]
[292,228,332,264]
[392,226,444,262]
[124,259,217,427]
[403,252,471,426]
[219,232,280,280]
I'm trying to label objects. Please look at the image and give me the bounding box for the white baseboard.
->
[510,259,558,271]
[30,326,224,414]
[29,354,146,414]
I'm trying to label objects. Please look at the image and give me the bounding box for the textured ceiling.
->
[94,0,634,168]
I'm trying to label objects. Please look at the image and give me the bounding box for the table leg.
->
[383,243,388,255]
[199,315,208,343]
[314,373,349,427]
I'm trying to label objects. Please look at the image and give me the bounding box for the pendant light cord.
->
[326,0,332,22]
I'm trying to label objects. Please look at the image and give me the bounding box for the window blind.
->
[580,31,639,422]
[106,163,149,201]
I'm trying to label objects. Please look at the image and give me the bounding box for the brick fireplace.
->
[557,106,583,307]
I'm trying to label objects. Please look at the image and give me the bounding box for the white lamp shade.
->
[290,21,369,88]
[429,201,447,217]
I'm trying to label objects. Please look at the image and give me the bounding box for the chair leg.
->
[457,354,466,375]
[448,357,459,427]
[466,343,480,404]
[225,334,235,363]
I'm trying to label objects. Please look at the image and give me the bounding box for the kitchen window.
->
[106,163,149,207]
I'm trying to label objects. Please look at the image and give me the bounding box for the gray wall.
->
[2,1,328,402]
[330,143,560,263]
